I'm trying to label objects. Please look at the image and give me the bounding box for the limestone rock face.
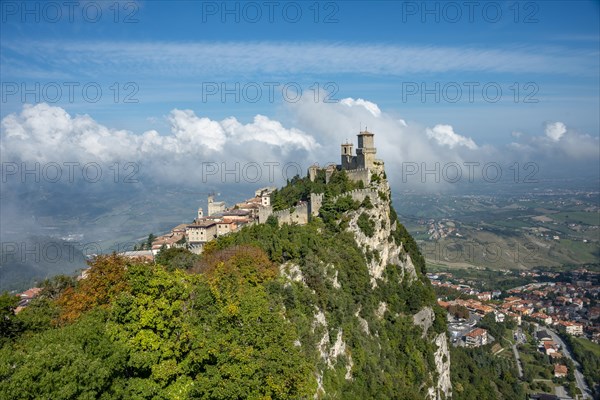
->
[431,333,452,400]
[413,307,435,338]
[345,179,417,287]
[346,177,450,399]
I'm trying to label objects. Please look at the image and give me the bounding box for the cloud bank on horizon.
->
[2,98,598,190]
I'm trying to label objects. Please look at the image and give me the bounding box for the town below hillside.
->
[433,266,600,399]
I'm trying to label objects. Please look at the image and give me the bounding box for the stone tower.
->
[261,193,270,207]
[356,130,376,169]
[341,141,355,170]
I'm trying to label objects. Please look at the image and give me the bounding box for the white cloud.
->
[340,98,381,117]
[0,103,136,163]
[2,102,597,190]
[223,114,318,152]
[426,124,478,150]
[554,130,599,159]
[544,121,567,142]
[0,104,318,180]
[168,109,227,152]
[511,121,599,161]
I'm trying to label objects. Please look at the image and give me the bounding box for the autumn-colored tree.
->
[448,304,470,320]
[39,274,77,300]
[56,254,130,324]
[195,245,277,284]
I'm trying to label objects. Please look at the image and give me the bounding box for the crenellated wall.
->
[271,202,309,225]
[258,205,273,224]
[309,193,324,216]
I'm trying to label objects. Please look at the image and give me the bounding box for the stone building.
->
[207,194,226,216]
[341,129,377,170]
[464,328,488,347]
[186,220,218,249]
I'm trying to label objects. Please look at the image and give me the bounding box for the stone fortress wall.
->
[258,188,379,226]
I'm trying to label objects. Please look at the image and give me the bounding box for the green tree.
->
[357,212,375,237]
[0,310,128,399]
[451,345,525,400]
[146,233,156,249]
[155,247,199,270]
[0,292,22,343]
[16,298,59,333]
[479,313,506,344]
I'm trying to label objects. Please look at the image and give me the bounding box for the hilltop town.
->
[13,129,387,307]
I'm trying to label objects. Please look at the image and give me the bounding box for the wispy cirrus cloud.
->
[1,40,598,79]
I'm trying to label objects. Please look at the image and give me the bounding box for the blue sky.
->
[1,0,599,187]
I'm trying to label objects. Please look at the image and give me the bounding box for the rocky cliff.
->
[275,168,452,399]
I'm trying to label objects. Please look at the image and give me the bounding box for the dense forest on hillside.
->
[0,237,440,398]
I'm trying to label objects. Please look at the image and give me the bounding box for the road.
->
[511,328,525,378]
[447,313,480,345]
[512,343,524,378]
[555,385,573,399]
[545,328,593,399]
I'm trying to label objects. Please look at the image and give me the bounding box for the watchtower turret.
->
[356,129,377,169]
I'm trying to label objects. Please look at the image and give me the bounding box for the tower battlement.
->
[341,129,378,171]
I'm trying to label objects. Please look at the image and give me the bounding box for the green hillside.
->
[0,170,453,399]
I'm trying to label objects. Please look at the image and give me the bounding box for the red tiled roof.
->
[465,328,487,338]
[554,364,568,375]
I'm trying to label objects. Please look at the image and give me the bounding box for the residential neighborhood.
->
[432,268,599,399]
[430,268,599,343]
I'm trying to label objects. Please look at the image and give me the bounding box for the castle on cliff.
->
[147,131,385,255]
[259,130,384,225]
[341,129,379,171]
[307,129,384,185]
